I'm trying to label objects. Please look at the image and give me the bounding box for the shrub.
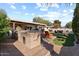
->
[52,33,75,46]
[0,9,10,42]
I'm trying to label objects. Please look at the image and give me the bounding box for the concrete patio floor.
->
[1,38,79,56]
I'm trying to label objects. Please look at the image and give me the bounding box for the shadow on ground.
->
[0,44,23,56]
[0,34,23,56]
[59,33,77,56]
[59,43,79,56]
[41,39,59,56]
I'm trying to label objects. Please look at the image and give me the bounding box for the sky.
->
[0,3,76,26]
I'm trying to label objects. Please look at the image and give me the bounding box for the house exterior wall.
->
[25,24,36,30]
[52,28,72,33]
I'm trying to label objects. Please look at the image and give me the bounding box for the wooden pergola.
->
[10,20,46,31]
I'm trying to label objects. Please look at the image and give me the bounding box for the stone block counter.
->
[17,30,41,49]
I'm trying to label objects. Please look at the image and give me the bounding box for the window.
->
[23,36,25,44]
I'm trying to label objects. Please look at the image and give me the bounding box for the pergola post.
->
[12,22,16,31]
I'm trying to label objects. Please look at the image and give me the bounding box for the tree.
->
[0,9,10,41]
[33,17,52,26]
[72,3,79,44]
[65,21,72,28]
[53,20,61,28]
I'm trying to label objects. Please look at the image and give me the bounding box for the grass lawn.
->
[53,38,65,46]
[49,33,75,46]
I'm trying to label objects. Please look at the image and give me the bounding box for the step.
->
[27,46,50,56]
[14,41,30,55]
[26,46,43,56]
[34,47,50,56]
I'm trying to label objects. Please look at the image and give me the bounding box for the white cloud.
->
[44,12,60,18]
[22,5,26,10]
[36,3,48,8]
[63,13,67,16]
[40,8,48,11]
[31,13,36,18]
[37,11,73,24]
[37,12,61,23]
[36,3,59,8]
[63,10,68,13]
[36,3,59,11]
[36,3,49,11]
[25,13,28,15]
[13,11,20,14]
[38,11,61,19]
[70,9,74,12]
[36,3,41,8]
[48,12,60,15]
[70,3,73,6]
[10,5,16,9]
[61,9,74,17]
[51,3,59,8]
[31,13,35,16]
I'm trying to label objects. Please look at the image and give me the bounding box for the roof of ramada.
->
[10,19,47,26]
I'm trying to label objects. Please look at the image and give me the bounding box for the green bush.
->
[53,32,66,38]
[50,33,75,46]
[0,9,10,42]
